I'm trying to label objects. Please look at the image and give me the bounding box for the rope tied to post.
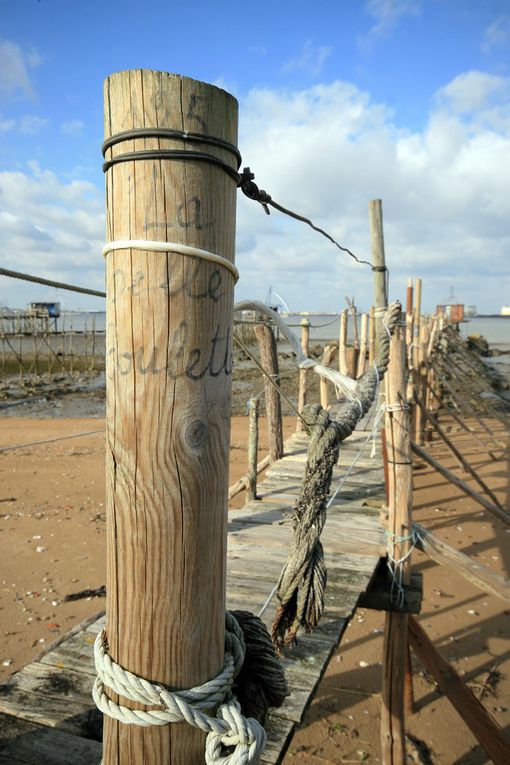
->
[271,301,401,650]
[93,610,288,764]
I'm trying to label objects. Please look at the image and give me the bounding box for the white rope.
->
[386,527,418,609]
[234,300,359,402]
[93,616,266,764]
[102,240,239,283]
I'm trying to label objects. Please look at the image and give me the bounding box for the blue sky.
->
[1,0,509,312]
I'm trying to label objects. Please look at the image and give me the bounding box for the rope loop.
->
[93,612,266,764]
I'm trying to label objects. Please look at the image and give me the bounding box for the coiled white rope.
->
[93,613,266,764]
[102,240,239,283]
[234,300,359,403]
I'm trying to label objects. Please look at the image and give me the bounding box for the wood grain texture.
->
[381,328,413,765]
[254,323,284,461]
[103,70,238,764]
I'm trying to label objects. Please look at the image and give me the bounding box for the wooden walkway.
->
[0,426,386,764]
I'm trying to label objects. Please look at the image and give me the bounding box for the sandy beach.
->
[0,346,509,763]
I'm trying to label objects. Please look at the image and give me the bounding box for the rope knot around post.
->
[93,610,288,764]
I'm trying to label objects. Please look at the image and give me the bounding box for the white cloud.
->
[61,119,85,136]
[482,14,510,53]
[234,74,510,313]
[2,70,509,315]
[0,39,41,100]
[435,71,509,114]
[0,163,105,309]
[283,41,333,78]
[359,0,421,51]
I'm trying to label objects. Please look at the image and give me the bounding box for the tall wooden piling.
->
[381,326,413,764]
[103,70,238,764]
[369,200,388,316]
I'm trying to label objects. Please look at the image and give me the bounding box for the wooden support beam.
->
[408,616,510,765]
[254,323,284,462]
[103,69,237,764]
[413,393,505,510]
[411,441,510,526]
[414,523,510,603]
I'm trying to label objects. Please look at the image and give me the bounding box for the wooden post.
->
[103,70,238,764]
[356,313,368,378]
[338,309,348,375]
[368,305,376,366]
[413,278,422,370]
[254,322,284,462]
[381,325,412,765]
[369,199,388,328]
[247,397,260,501]
[320,344,337,409]
[296,318,310,432]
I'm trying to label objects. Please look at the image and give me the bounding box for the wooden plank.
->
[0,663,95,735]
[0,713,102,765]
[414,523,510,603]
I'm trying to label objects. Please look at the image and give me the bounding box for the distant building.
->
[465,305,477,318]
[436,303,464,322]
[29,302,61,318]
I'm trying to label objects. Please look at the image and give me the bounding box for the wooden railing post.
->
[254,322,284,462]
[369,199,388,328]
[247,396,260,500]
[381,325,413,765]
[296,318,310,432]
[103,70,238,764]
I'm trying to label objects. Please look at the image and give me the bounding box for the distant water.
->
[59,311,509,348]
[460,317,510,352]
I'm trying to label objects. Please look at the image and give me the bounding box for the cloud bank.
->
[0,69,509,314]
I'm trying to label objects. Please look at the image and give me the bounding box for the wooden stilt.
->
[381,325,413,765]
[103,70,237,764]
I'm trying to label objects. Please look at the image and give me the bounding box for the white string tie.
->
[102,240,239,283]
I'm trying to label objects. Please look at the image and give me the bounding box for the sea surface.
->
[56,311,509,350]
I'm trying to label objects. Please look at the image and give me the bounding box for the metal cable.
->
[0,267,106,298]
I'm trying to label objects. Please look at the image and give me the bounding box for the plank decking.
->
[0,426,385,764]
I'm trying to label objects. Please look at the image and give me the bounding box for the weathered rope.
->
[234,300,360,403]
[102,240,239,282]
[93,610,287,764]
[272,302,401,650]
